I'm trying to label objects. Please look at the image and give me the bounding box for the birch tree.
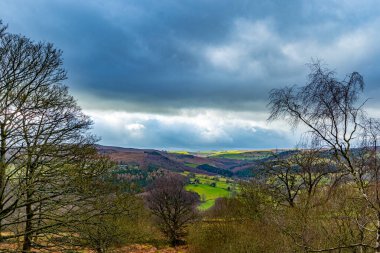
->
[268,61,380,252]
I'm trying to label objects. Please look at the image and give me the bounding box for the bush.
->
[187,197,291,253]
[188,220,287,253]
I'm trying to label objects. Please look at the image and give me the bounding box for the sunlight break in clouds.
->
[85,109,294,150]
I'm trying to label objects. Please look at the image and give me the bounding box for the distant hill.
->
[96,145,294,177]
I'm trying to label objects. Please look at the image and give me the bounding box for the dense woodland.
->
[1,21,380,253]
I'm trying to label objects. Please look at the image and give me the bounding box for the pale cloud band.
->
[85,109,294,150]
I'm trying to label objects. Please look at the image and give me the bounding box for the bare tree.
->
[145,174,199,246]
[268,61,380,252]
[259,148,335,208]
[0,22,122,252]
[0,21,66,241]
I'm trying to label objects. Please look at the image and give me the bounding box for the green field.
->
[168,150,190,155]
[184,162,199,168]
[170,149,276,160]
[181,172,237,210]
[186,184,231,210]
[208,150,274,160]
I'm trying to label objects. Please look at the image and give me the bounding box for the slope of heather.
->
[96,145,292,177]
[96,145,210,175]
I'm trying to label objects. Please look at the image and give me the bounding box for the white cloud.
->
[203,19,278,78]
[125,123,145,138]
[126,123,145,131]
[201,17,380,83]
[282,20,380,71]
[205,46,242,71]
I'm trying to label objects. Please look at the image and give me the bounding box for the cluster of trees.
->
[187,63,380,253]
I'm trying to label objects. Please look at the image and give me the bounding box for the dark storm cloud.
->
[1,0,380,149]
[2,0,380,113]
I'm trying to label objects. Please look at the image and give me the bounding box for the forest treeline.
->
[1,21,380,253]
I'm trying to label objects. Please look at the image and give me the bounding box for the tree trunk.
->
[0,123,6,242]
[22,190,33,252]
[376,211,380,253]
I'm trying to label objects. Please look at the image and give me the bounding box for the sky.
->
[1,0,380,150]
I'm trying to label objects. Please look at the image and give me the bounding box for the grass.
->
[184,162,199,168]
[181,172,237,211]
[167,150,190,155]
[208,150,274,160]
[186,184,232,210]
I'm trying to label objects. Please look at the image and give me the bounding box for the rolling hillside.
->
[97,145,294,177]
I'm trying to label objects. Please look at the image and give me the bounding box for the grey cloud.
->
[1,0,380,148]
[2,0,380,115]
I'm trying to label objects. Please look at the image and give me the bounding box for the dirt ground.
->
[113,244,187,253]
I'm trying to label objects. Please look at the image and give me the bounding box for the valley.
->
[98,145,289,210]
